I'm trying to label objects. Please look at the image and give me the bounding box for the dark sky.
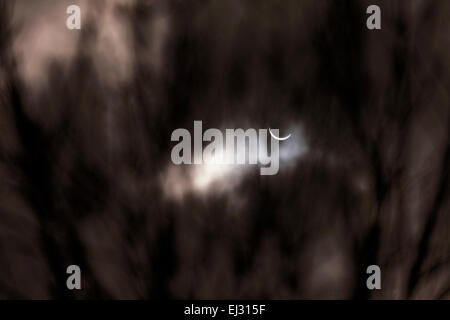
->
[0,0,449,299]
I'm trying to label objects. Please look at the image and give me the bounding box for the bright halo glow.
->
[192,150,236,191]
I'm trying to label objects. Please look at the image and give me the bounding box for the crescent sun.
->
[269,128,291,141]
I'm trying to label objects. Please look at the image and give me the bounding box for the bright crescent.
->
[269,128,291,141]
